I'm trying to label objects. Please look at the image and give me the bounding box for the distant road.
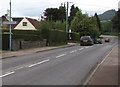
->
[2,36,118,85]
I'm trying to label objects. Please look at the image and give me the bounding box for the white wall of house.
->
[14,17,37,30]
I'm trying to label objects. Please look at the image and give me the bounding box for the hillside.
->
[98,9,116,21]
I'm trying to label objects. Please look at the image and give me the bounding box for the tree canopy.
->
[68,5,79,24]
[70,10,100,37]
[44,5,66,22]
[112,9,120,32]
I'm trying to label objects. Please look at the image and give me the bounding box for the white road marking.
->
[78,48,84,50]
[70,50,77,53]
[56,54,66,58]
[0,71,15,78]
[83,46,114,85]
[85,46,90,49]
[28,59,50,68]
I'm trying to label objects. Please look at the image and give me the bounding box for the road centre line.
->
[78,48,84,50]
[28,59,50,68]
[70,50,77,53]
[56,54,67,58]
[0,71,15,78]
[85,46,90,49]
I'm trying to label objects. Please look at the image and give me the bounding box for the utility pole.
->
[9,0,12,51]
[65,2,73,33]
[66,2,69,33]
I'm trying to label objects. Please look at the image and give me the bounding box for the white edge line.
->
[56,54,66,58]
[0,71,15,78]
[83,48,113,85]
[28,59,50,68]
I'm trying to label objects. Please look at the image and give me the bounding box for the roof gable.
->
[26,18,38,27]
[14,17,37,30]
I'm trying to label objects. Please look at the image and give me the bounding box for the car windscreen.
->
[80,36,90,40]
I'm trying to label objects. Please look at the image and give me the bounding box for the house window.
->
[23,22,27,26]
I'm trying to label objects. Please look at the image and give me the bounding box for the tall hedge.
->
[69,32,80,41]
[2,29,42,41]
[41,29,67,45]
[2,29,40,35]
[2,34,9,50]
[2,29,42,50]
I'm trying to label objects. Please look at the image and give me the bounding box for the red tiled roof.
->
[2,17,39,29]
[12,17,23,29]
[26,17,39,28]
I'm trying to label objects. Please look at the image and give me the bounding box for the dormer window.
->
[23,22,27,26]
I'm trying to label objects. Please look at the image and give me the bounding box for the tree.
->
[70,10,100,37]
[44,8,60,21]
[112,9,120,33]
[59,5,66,22]
[94,13,102,33]
[44,5,66,22]
[68,5,79,24]
[70,10,90,32]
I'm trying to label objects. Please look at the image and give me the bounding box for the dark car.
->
[105,38,110,42]
[96,39,102,44]
[80,36,94,46]
[93,38,102,44]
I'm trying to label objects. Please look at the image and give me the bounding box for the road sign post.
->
[3,21,17,51]
[3,21,17,25]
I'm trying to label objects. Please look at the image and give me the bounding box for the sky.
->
[1,0,119,20]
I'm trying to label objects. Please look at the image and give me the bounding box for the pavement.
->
[86,45,118,85]
[1,42,119,85]
[2,43,77,59]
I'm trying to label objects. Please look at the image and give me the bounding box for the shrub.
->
[2,34,9,50]
[2,29,42,41]
[70,32,80,41]
[41,29,67,45]
[12,34,42,41]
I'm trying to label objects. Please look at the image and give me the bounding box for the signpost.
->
[4,0,17,51]
[3,21,17,25]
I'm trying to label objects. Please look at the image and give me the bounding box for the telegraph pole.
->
[65,2,73,33]
[66,2,68,33]
[9,0,12,51]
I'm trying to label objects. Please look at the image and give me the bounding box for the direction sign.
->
[3,21,17,24]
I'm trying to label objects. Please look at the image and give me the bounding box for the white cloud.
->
[0,0,119,18]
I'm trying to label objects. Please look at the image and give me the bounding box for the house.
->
[1,15,39,30]
[13,17,38,30]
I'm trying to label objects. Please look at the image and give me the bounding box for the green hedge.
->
[42,29,67,45]
[2,29,42,41]
[12,34,42,41]
[70,32,80,41]
[2,29,40,35]
[2,34,9,50]
[2,29,68,49]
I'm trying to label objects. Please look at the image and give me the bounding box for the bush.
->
[2,29,42,41]
[2,34,9,50]
[2,29,40,35]
[42,29,67,46]
[37,21,66,31]
[12,34,42,41]
[70,32,80,41]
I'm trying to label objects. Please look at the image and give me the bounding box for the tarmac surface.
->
[86,45,118,85]
[1,42,119,85]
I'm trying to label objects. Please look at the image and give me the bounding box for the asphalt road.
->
[2,36,118,85]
